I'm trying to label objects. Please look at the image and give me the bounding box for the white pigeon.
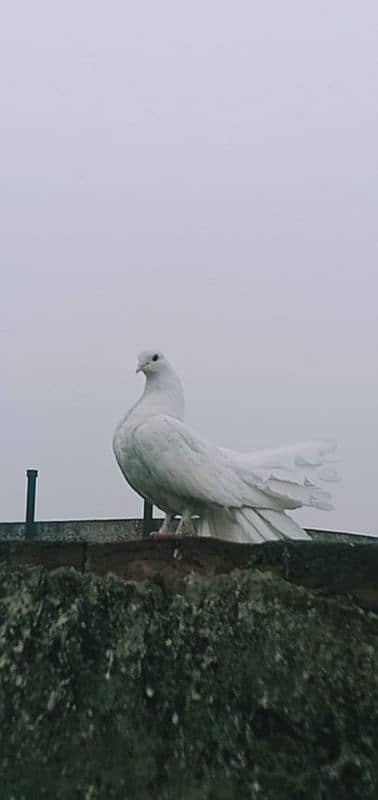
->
[113,350,339,542]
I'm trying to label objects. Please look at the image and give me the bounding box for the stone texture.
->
[0,539,378,799]
[0,518,150,543]
[0,517,376,543]
[1,538,378,611]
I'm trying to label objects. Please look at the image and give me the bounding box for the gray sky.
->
[1,2,377,533]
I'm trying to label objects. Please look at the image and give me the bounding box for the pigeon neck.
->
[142,367,185,420]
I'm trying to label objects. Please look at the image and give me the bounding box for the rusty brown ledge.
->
[1,537,378,611]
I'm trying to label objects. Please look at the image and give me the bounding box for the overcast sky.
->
[1,2,377,533]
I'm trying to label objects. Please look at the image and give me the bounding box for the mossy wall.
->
[1,543,378,799]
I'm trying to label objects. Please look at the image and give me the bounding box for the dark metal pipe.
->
[143,500,153,538]
[25,469,38,539]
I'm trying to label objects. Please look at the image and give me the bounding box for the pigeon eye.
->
[152,354,159,362]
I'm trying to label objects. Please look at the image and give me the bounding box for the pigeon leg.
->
[176,512,196,537]
[150,513,176,539]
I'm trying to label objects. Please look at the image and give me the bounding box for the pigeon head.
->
[136,350,166,375]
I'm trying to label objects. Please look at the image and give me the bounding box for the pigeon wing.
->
[132,415,244,508]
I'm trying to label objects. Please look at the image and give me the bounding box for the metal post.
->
[25,469,38,540]
[143,500,153,538]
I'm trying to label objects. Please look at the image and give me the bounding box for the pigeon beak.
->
[136,362,149,374]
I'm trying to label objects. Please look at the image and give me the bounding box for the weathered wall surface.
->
[0,518,147,542]
[1,539,378,799]
[0,517,376,543]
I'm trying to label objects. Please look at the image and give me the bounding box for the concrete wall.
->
[2,538,378,798]
[0,518,151,543]
[0,518,376,543]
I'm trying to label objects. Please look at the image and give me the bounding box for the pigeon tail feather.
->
[197,506,311,543]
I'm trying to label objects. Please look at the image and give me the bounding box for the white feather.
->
[113,351,339,543]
